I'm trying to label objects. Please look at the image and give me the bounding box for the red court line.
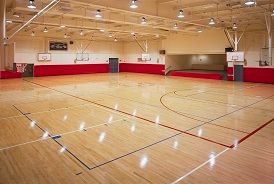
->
[24,79,231,148]
[237,118,274,146]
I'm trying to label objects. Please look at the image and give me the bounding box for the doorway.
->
[234,65,243,81]
[109,58,119,73]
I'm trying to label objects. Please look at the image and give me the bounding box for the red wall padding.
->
[244,67,274,84]
[119,63,164,75]
[0,71,22,79]
[34,64,109,77]
[227,67,234,81]
[169,71,222,80]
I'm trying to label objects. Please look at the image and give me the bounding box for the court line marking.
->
[0,117,127,152]
[237,118,274,145]
[171,148,230,184]
[170,117,274,183]
[161,91,274,145]
[23,79,274,149]
[11,104,91,170]
[89,132,182,170]
[100,92,211,121]
[22,79,233,148]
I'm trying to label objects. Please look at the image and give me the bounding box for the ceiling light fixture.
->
[173,23,178,29]
[271,10,274,16]
[60,25,65,28]
[64,33,68,38]
[31,31,35,36]
[95,10,102,18]
[6,20,12,23]
[80,30,83,36]
[244,0,256,6]
[13,13,20,18]
[177,9,184,18]
[109,34,113,38]
[27,0,36,9]
[141,17,147,24]
[198,29,202,33]
[43,27,48,33]
[99,29,105,32]
[232,23,237,29]
[209,18,215,25]
[130,0,138,9]
[114,37,118,42]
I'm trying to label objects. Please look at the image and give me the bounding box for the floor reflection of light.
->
[59,146,66,154]
[209,152,216,168]
[139,155,149,169]
[132,109,137,116]
[98,132,106,143]
[233,139,238,150]
[114,104,118,110]
[108,115,113,123]
[197,128,203,137]
[63,115,68,122]
[30,120,36,128]
[155,115,160,124]
[130,124,136,133]
[172,140,179,149]
[79,122,85,131]
[42,131,49,139]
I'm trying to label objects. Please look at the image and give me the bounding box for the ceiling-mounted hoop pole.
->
[237,24,248,44]
[224,29,234,49]
[82,40,93,53]
[265,11,272,66]
[8,0,60,40]
[133,36,146,53]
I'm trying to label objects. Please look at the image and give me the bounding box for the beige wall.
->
[239,31,274,67]
[123,39,165,64]
[9,29,274,68]
[13,36,123,65]
[162,29,230,54]
[166,54,226,71]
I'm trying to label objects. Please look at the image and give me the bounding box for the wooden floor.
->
[0,73,273,184]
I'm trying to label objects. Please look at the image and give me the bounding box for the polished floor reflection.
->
[0,73,273,184]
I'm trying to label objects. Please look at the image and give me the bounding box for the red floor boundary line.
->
[208,123,250,134]
[24,80,232,149]
[237,118,274,145]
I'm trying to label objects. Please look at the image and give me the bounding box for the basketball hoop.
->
[16,63,27,73]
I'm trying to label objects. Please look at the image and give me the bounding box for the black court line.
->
[12,104,91,170]
[88,132,182,170]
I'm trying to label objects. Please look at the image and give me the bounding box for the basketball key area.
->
[0,73,273,183]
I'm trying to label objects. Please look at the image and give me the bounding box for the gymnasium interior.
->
[0,0,274,183]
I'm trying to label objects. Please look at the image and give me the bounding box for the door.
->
[109,58,119,73]
[234,65,243,81]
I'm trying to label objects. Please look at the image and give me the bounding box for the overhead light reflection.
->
[209,152,216,168]
[79,122,85,131]
[42,131,49,139]
[59,146,66,154]
[197,128,203,137]
[30,120,36,128]
[172,140,179,149]
[98,132,106,143]
[139,155,148,168]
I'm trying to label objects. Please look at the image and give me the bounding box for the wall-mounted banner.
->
[49,41,68,51]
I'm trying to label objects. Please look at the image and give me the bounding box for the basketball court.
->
[0,0,274,183]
